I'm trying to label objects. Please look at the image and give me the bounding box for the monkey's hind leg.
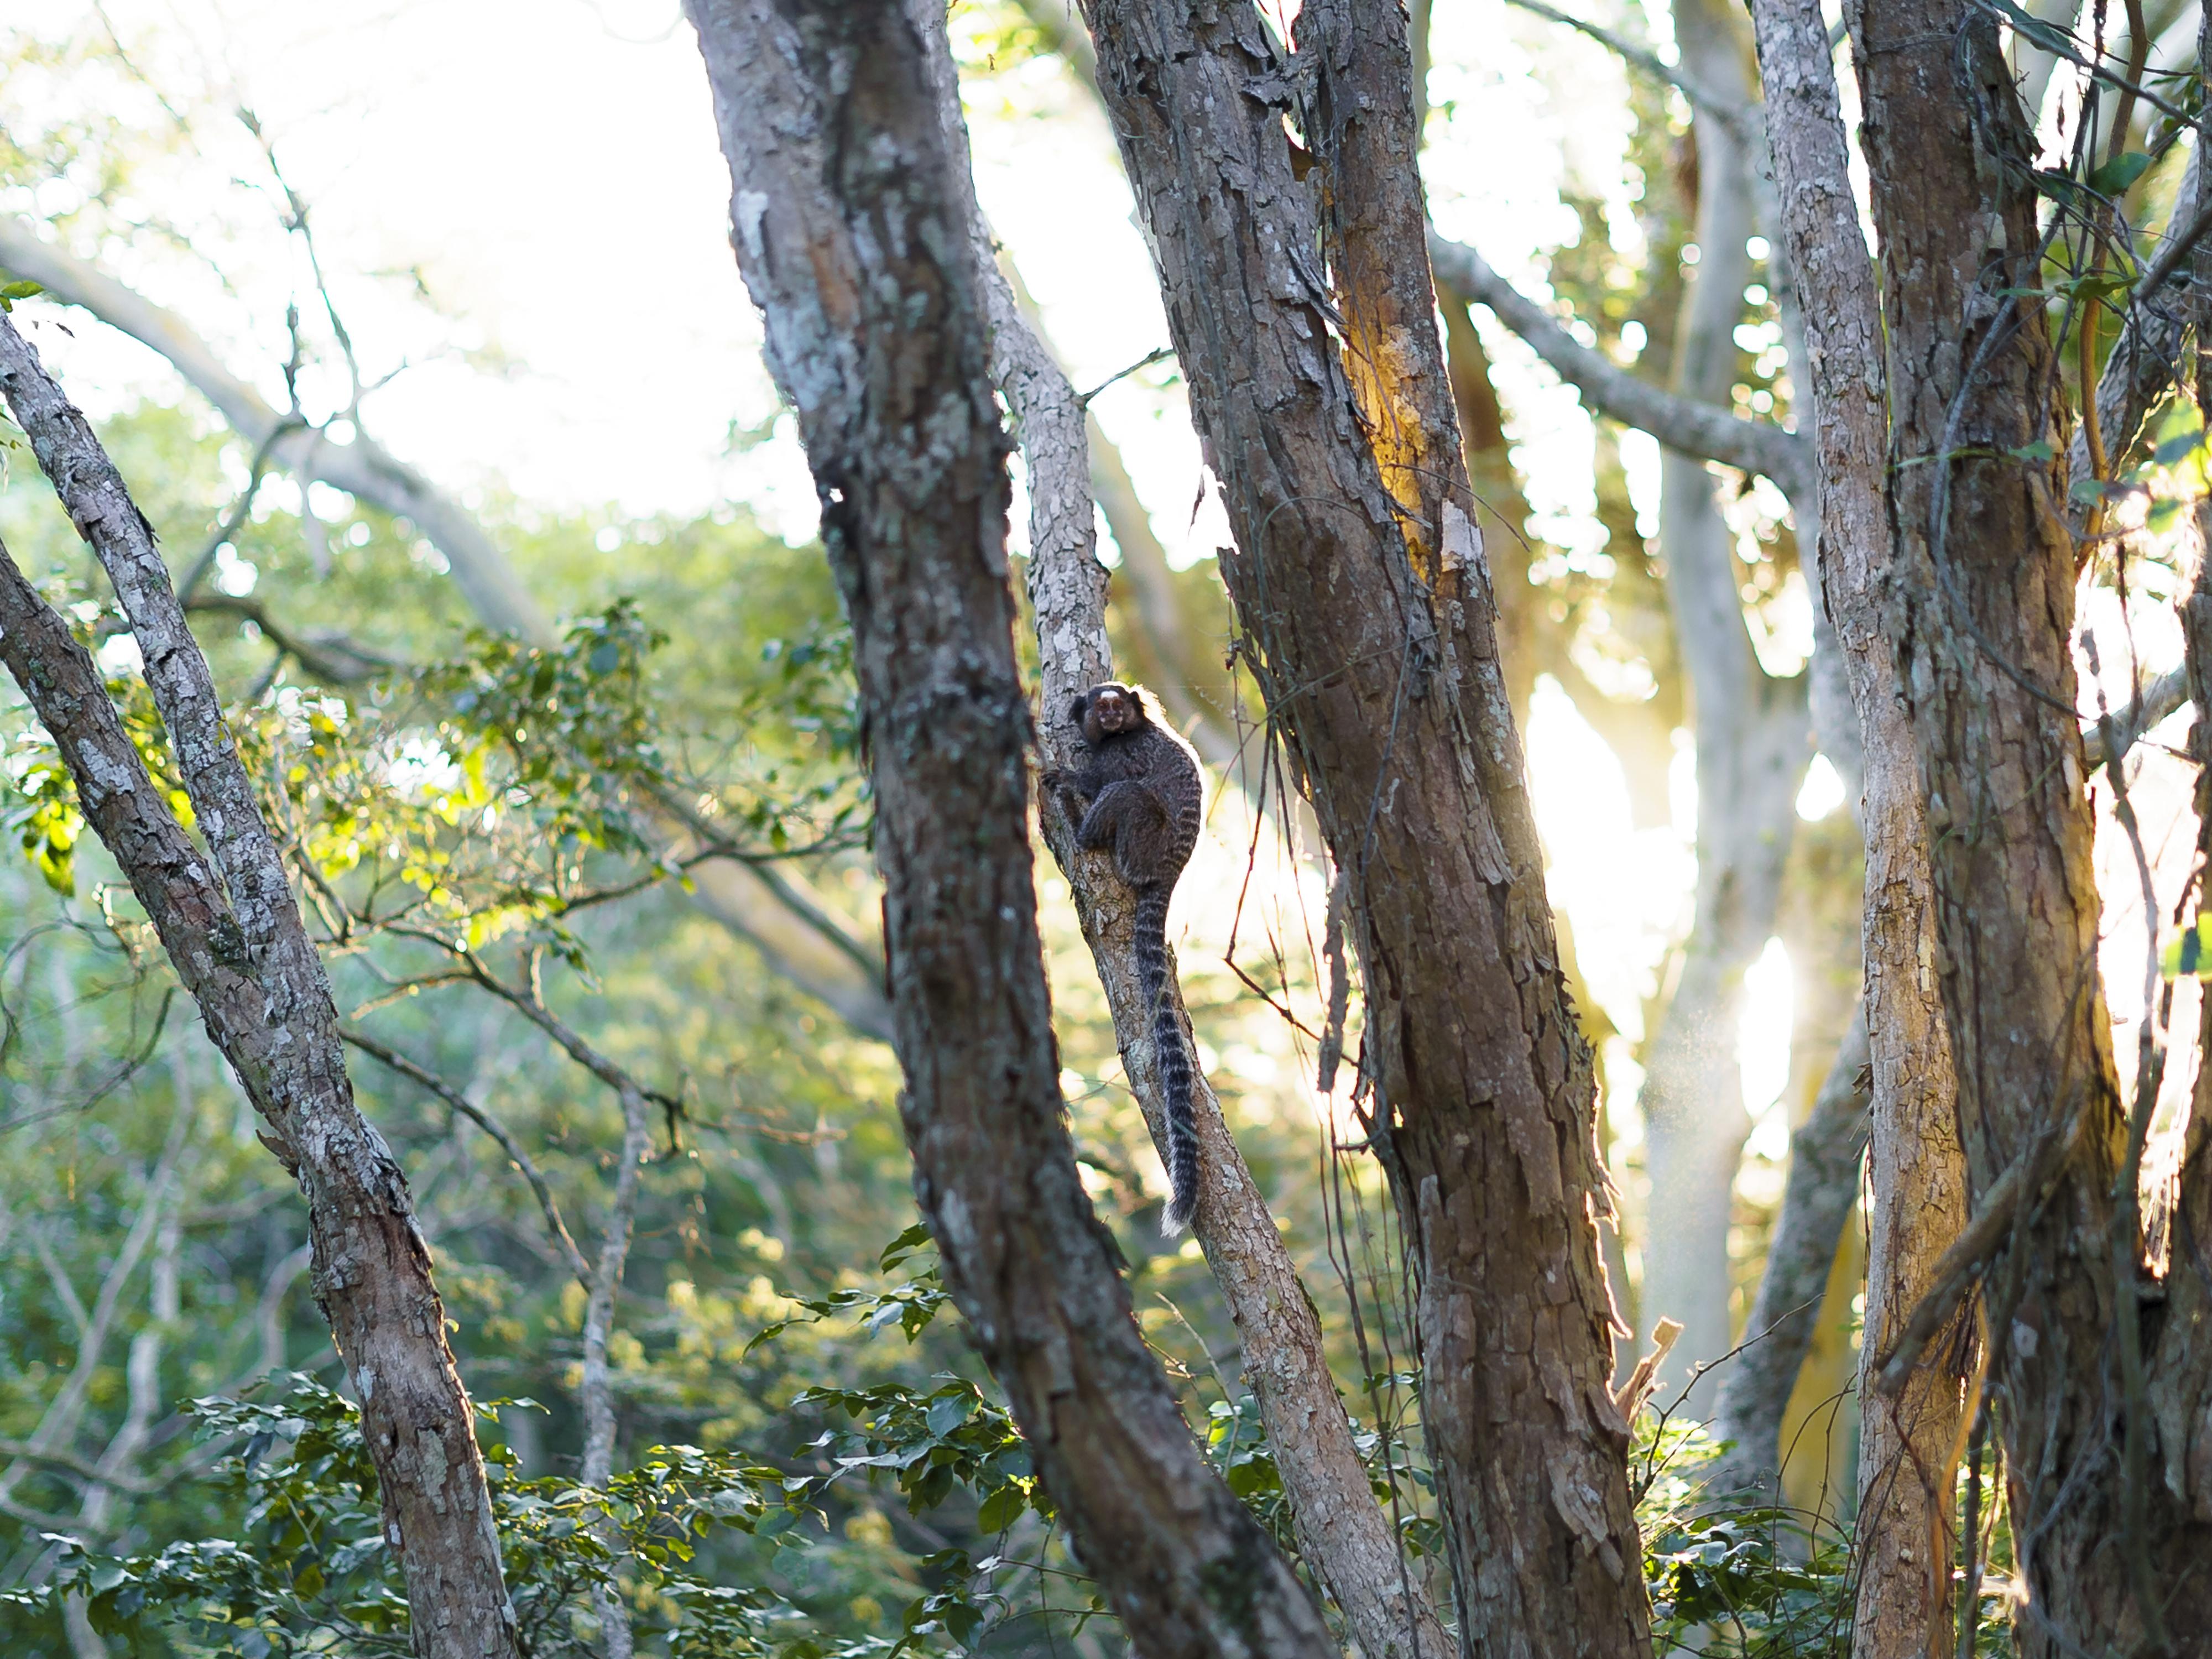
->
[1074,780,1142,852]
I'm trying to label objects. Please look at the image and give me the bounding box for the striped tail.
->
[1135,883,1200,1234]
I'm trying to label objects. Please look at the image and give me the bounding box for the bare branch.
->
[341,1029,589,1283]
[0,220,550,641]
[2080,662,2190,773]
[1427,232,1814,495]
[1506,0,1751,132]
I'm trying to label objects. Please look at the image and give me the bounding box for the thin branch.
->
[0,220,551,640]
[1505,0,1752,134]
[176,413,306,602]
[0,1439,163,1498]
[2080,662,2189,773]
[1872,1091,2090,1397]
[341,1029,589,1283]
[180,594,404,686]
[1427,231,1815,497]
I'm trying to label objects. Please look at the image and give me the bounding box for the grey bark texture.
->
[1075,2,1652,1651]
[685,4,1339,1655]
[908,14,1451,1657]
[577,1078,650,1659]
[1744,3,1976,1650]
[0,312,518,1659]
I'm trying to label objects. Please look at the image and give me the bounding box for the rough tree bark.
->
[1838,2,2212,1648]
[685,4,1338,1655]
[1744,3,1976,1648]
[0,314,517,1659]
[1077,2,1651,1652]
[2163,71,2212,1647]
[908,14,1451,1656]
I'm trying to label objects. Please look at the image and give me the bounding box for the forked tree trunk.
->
[685,5,1338,1655]
[0,316,517,1659]
[907,13,1450,1653]
[1077,2,1651,1651]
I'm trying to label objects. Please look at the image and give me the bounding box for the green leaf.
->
[2162,916,2212,979]
[878,1221,935,1270]
[1986,0,2080,58]
[2089,150,2153,197]
[2153,429,2206,466]
[974,1483,1026,1533]
[926,1391,977,1437]
[2008,439,2056,463]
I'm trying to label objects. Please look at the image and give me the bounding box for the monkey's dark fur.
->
[1052,682,1206,1232]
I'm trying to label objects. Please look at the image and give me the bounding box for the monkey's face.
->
[1086,684,1142,738]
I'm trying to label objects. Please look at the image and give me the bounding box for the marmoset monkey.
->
[1051,682,1206,1232]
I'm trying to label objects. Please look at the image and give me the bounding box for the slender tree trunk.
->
[1634,0,1813,1412]
[0,316,517,1659]
[686,6,1337,1654]
[1744,4,1977,1651]
[1706,1010,1868,1496]
[1078,3,1651,1651]
[577,1083,650,1659]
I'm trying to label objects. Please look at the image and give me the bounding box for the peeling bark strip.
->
[0,317,516,1659]
[685,6,1336,1656]
[1835,1,2212,1648]
[899,14,1452,1655]
[1077,3,1650,1652]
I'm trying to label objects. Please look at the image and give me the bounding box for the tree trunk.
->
[907,18,1452,1655]
[1744,3,1978,1651]
[0,316,518,1659]
[908,17,1449,1653]
[1839,2,2212,1648]
[1705,1009,1868,1496]
[685,5,1337,1654]
[1633,0,1813,1412]
[1077,3,1651,1652]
